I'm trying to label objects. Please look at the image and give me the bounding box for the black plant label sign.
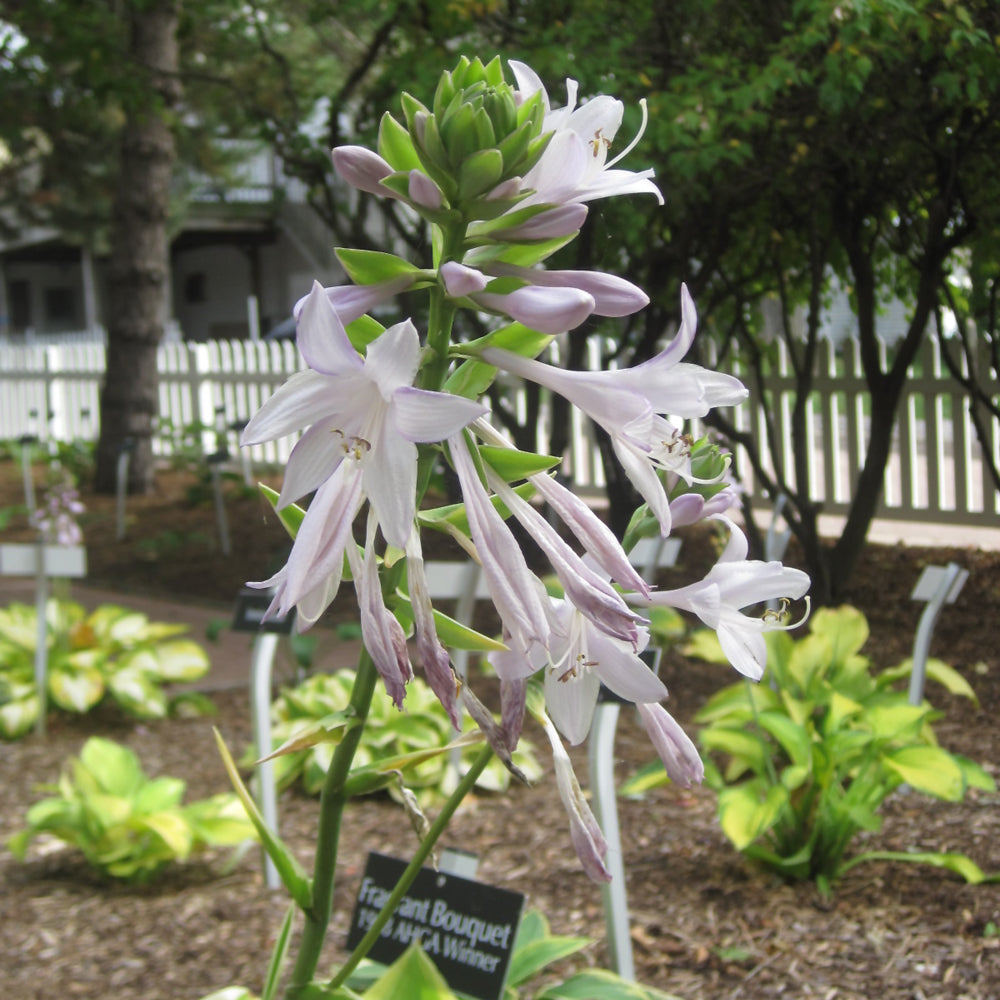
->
[346,851,525,1000]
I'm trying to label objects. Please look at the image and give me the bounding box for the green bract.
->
[245,670,542,803]
[383,56,548,219]
[0,599,212,738]
[629,605,995,893]
[8,736,255,882]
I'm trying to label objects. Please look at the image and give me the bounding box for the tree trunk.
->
[95,0,180,494]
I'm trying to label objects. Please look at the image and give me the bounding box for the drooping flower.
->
[636,702,704,788]
[472,418,650,596]
[347,517,412,709]
[481,286,747,534]
[537,706,611,882]
[492,595,665,747]
[405,531,461,728]
[508,60,664,207]
[484,470,642,645]
[631,517,811,680]
[241,282,485,623]
[448,432,551,671]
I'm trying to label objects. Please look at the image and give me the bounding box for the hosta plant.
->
[8,736,255,881]
[0,599,212,738]
[247,669,542,803]
[200,909,681,1000]
[637,605,996,893]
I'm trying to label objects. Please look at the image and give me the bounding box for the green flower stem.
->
[327,742,496,992]
[284,648,379,999]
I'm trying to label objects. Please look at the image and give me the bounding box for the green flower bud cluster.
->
[377,56,550,222]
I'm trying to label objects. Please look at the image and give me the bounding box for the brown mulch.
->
[1,457,999,1000]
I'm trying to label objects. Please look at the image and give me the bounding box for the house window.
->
[185,272,207,303]
[44,286,77,326]
[9,280,30,329]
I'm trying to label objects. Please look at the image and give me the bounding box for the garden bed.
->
[1,457,999,998]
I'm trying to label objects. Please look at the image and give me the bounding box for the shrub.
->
[8,736,255,881]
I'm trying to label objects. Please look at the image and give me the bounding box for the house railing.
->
[0,333,997,527]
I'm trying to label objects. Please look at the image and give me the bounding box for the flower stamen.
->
[606,97,650,168]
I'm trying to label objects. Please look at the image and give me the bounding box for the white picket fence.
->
[716,334,1000,526]
[1,332,998,527]
[0,338,303,467]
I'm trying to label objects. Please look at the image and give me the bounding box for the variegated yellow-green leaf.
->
[717,783,789,851]
[48,662,104,713]
[883,746,966,800]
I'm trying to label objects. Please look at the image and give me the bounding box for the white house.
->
[0,142,340,343]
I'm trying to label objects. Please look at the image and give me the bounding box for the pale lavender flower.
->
[248,457,364,625]
[242,282,484,622]
[405,531,460,727]
[509,60,663,207]
[476,203,588,242]
[485,471,641,645]
[471,418,648,596]
[481,286,747,534]
[637,702,704,787]
[331,145,396,196]
[480,262,648,317]
[538,707,610,882]
[631,516,811,680]
[33,479,85,546]
[518,598,666,746]
[667,485,740,529]
[441,261,596,334]
[295,275,417,326]
[347,520,412,709]
[448,432,551,672]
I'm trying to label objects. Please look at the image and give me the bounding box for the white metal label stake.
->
[0,542,87,735]
[908,562,968,706]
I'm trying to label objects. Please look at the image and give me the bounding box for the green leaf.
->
[864,702,929,742]
[953,754,997,792]
[620,759,669,797]
[843,850,987,884]
[48,662,105,713]
[459,320,554,359]
[259,484,305,539]
[757,711,813,768]
[699,727,770,776]
[261,903,296,1000]
[150,639,211,681]
[537,969,677,999]
[80,737,146,795]
[107,665,169,719]
[506,910,589,987]
[882,746,966,800]
[362,942,458,1000]
[213,728,313,910]
[140,811,194,859]
[879,657,979,704]
[335,249,420,286]
[717,782,789,850]
[345,314,387,354]
[682,629,728,665]
[256,710,354,762]
[0,693,39,739]
[458,148,505,200]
